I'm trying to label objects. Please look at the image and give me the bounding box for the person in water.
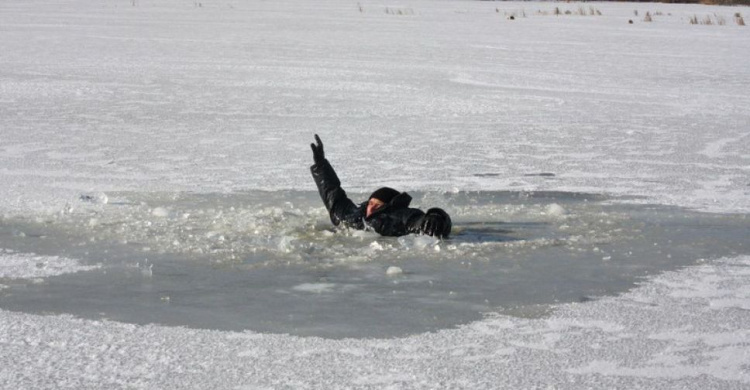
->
[310,134,452,238]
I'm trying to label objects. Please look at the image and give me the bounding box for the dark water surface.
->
[0,191,747,338]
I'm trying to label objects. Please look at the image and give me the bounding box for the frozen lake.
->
[1,0,749,387]
[1,0,748,215]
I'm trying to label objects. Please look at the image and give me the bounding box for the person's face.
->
[366,198,385,218]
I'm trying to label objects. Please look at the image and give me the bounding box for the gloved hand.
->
[310,134,325,165]
[420,208,452,239]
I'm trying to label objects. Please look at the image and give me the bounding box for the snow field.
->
[0,0,748,215]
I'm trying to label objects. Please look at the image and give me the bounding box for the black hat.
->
[369,187,400,203]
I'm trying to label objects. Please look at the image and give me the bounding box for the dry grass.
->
[544,6,601,17]
[644,11,653,22]
[385,7,413,16]
[615,0,749,4]
[686,13,742,26]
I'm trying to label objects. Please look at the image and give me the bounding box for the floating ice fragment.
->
[277,236,294,252]
[292,283,336,293]
[398,235,438,250]
[351,230,369,239]
[545,203,567,217]
[151,207,170,217]
[386,266,403,276]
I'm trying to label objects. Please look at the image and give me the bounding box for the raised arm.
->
[309,134,361,227]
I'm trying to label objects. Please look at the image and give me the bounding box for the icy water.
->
[0,191,747,338]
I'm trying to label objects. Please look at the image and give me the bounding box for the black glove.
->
[310,134,325,165]
[420,208,452,239]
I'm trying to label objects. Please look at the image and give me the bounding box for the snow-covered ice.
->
[2,256,749,388]
[1,0,749,388]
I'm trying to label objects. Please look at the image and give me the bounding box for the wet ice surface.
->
[1,191,747,338]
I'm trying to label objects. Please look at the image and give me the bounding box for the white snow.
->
[2,256,749,388]
[1,0,749,388]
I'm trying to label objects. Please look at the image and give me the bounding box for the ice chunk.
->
[351,230,370,239]
[292,283,336,293]
[398,235,439,250]
[386,266,403,276]
[277,236,294,252]
[151,207,170,217]
[545,203,567,218]
[0,250,100,279]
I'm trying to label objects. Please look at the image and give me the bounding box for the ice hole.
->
[0,191,747,338]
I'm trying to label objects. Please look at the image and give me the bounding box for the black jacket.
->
[310,159,451,237]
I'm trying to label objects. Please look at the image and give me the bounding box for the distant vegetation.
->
[363,2,747,27]
[662,0,750,4]
[384,7,414,16]
[536,6,603,16]
[551,0,750,4]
